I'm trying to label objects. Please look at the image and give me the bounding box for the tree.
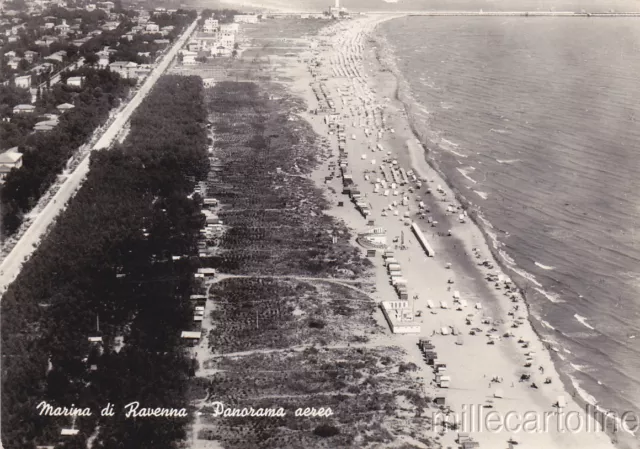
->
[84,53,99,66]
[232,50,238,58]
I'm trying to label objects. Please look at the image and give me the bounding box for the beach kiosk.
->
[427,300,435,309]
[437,375,451,388]
[440,301,449,309]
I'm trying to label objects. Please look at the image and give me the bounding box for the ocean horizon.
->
[375,14,640,445]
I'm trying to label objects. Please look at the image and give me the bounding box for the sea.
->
[371,7,640,445]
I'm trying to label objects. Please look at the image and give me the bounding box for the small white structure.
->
[234,14,259,23]
[15,74,31,89]
[381,301,420,334]
[66,76,84,87]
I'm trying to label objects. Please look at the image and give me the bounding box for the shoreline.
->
[292,14,621,449]
[364,16,636,449]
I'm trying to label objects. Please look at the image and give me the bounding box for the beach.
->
[285,14,622,449]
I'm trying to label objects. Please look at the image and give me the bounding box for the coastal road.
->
[0,19,199,297]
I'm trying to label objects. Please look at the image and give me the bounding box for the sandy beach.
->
[282,14,621,449]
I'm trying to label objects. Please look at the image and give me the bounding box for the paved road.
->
[0,19,199,297]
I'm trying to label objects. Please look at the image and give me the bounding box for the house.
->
[45,52,64,63]
[102,21,120,31]
[71,37,91,47]
[40,35,58,45]
[24,50,38,62]
[109,61,138,79]
[161,25,174,33]
[99,1,114,10]
[137,51,151,58]
[131,25,143,33]
[54,20,70,34]
[202,77,215,88]
[34,119,58,131]
[86,4,96,11]
[234,14,259,23]
[13,104,35,114]
[31,62,53,74]
[4,50,16,58]
[181,50,197,64]
[145,22,159,32]
[181,331,201,340]
[154,39,170,45]
[56,102,75,112]
[15,74,31,89]
[7,57,22,70]
[44,21,55,29]
[187,40,199,52]
[0,147,23,181]
[66,76,84,87]
[97,53,109,68]
[7,35,18,43]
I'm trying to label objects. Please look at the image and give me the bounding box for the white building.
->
[181,50,197,64]
[234,14,259,24]
[109,61,139,79]
[66,76,84,87]
[15,74,31,89]
[0,147,23,182]
[202,17,219,33]
[145,22,159,32]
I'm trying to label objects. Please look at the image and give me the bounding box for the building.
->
[7,58,22,70]
[34,119,58,131]
[145,22,159,32]
[15,74,31,89]
[45,51,65,63]
[202,78,215,88]
[13,104,35,114]
[329,0,348,17]
[24,50,38,62]
[187,40,200,52]
[357,226,387,248]
[0,147,23,181]
[380,301,421,334]
[203,17,219,33]
[54,19,70,33]
[181,50,197,64]
[56,102,75,113]
[97,53,109,68]
[220,23,239,34]
[234,14,259,24]
[109,61,139,79]
[66,76,84,87]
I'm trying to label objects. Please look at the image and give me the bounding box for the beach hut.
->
[440,301,449,309]
[494,389,504,399]
[453,291,460,300]
[556,396,566,409]
[427,300,435,309]
[434,396,446,406]
[438,375,451,388]
[441,327,450,335]
[456,335,464,345]
[475,302,483,310]
[460,299,468,309]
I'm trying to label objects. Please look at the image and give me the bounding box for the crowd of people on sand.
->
[306,19,556,394]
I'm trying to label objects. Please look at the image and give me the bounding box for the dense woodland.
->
[0,67,135,235]
[1,75,208,449]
